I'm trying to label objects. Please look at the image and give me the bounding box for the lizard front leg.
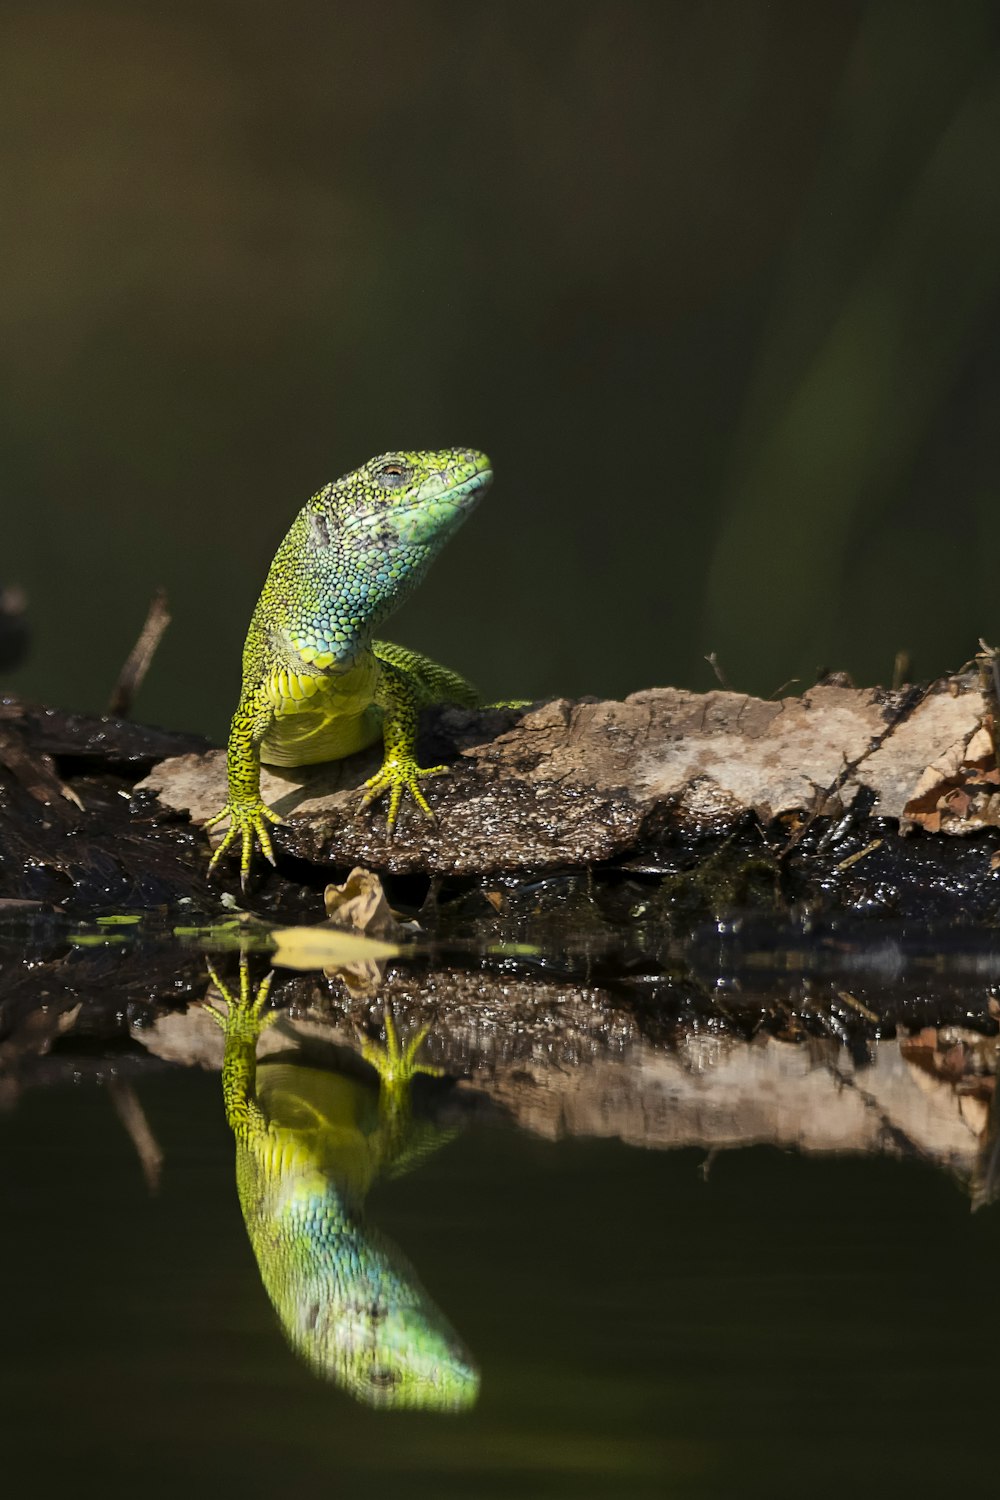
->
[202,956,278,1143]
[359,651,453,831]
[206,685,283,884]
[359,1011,455,1178]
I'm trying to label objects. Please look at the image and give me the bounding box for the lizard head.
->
[319,446,492,548]
[290,1262,481,1412]
[302,448,493,633]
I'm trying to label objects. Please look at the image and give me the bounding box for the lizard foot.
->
[205,798,283,887]
[361,1010,443,1092]
[358,754,449,833]
[202,953,279,1041]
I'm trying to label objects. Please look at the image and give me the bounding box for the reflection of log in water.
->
[205,968,478,1411]
[2,937,997,1212]
[129,985,1000,1205]
[455,1029,994,1178]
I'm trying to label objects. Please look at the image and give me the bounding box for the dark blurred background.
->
[2,0,1000,739]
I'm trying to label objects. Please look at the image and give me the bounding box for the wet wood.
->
[0,695,212,907]
[141,676,998,875]
[3,672,1000,915]
[29,971,1000,1202]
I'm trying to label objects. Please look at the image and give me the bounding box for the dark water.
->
[2,1025,998,1500]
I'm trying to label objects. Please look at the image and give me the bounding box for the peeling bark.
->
[143,675,999,875]
[3,674,1000,914]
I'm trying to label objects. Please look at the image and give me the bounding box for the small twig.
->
[978,639,1000,697]
[836,838,883,872]
[768,677,800,700]
[976,640,1000,779]
[0,722,83,810]
[704,652,733,690]
[835,990,881,1023]
[816,802,856,854]
[0,583,29,672]
[891,650,911,690]
[971,1071,1000,1214]
[778,682,930,861]
[108,1080,164,1194]
[698,1147,720,1182]
[109,587,171,718]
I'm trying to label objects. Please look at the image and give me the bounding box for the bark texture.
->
[143,676,999,875]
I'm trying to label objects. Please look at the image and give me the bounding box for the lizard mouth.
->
[437,465,493,506]
[342,453,493,546]
[381,469,490,541]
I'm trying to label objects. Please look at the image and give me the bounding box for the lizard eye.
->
[375,460,411,490]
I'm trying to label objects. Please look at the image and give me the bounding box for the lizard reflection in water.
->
[204,960,478,1411]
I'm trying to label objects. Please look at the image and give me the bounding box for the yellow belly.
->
[260,659,382,768]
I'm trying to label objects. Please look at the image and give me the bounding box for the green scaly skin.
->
[204,959,479,1411]
[206,448,493,884]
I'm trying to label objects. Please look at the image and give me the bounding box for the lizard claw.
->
[202,954,279,1038]
[206,799,283,884]
[359,757,449,833]
[361,1010,443,1087]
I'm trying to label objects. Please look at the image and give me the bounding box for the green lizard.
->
[207,448,493,883]
[204,959,479,1411]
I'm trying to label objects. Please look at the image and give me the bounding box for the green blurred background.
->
[3,0,1000,740]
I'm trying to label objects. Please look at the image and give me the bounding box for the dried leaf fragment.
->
[323,866,402,940]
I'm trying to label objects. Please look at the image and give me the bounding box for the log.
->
[141,673,1000,920]
[144,678,1000,872]
[4,672,1000,917]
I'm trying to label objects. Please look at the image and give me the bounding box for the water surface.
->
[1,985,997,1499]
